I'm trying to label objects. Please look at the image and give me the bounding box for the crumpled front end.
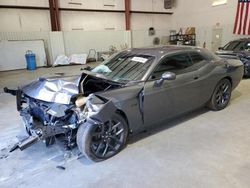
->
[4,73,123,151]
[15,89,83,149]
[21,75,81,104]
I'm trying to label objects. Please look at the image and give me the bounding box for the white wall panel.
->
[49,32,65,62]
[63,30,130,55]
[0,9,50,32]
[19,10,51,31]
[0,40,47,71]
[0,0,49,7]
[60,0,124,10]
[131,14,153,30]
[152,14,172,30]
[152,0,168,12]
[0,32,52,64]
[60,11,125,31]
[131,0,153,11]
[132,29,169,47]
[131,14,171,30]
[131,0,171,12]
[0,9,20,32]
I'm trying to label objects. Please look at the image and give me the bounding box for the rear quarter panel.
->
[198,59,243,105]
[226,59,244,89]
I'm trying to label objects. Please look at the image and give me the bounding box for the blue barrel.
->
[25,50,36,70]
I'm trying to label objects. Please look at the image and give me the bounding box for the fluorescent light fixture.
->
[212,0,227,6]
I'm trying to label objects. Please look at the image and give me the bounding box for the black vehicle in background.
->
[215,38,250,77]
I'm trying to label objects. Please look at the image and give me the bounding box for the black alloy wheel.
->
[208,78,232,111]
[77,113,128,162]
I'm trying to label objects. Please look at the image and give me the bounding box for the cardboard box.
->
[185,27,195,34]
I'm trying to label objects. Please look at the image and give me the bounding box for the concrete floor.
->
[0,66,250,188]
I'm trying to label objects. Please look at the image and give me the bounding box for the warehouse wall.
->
[0,0,172,66]
[0,1,245,51]
[0,0,171,31]
[171,0,246,50]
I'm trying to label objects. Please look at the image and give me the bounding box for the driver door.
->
[143,52,204,127]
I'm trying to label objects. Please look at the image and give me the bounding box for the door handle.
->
[194,75,200,80]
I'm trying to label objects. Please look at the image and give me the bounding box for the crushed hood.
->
[21,74,81,104]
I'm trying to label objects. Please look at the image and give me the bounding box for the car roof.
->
[230,38,250,42]
[123,45,202,59]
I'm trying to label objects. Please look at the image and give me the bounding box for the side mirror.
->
[161,72,176,80]
[218,47,223,50]
[154,72,176,86]
[81,66,92,71]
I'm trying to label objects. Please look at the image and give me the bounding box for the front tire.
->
[77,113,128,162]
[208,78,232,111]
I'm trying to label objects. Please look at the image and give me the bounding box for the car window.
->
[91,53,154,82]
[223,41,241,50]
[234,41,245,51]
[189,52,205,64]
[245,42,250,51]
[149,53,192,80]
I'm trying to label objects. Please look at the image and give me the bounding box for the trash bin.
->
[25,50,36,70]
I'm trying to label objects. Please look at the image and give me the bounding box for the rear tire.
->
[208,78,232,111]
[77,113,128,162]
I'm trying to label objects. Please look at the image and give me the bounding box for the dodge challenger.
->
[4,46,244,162]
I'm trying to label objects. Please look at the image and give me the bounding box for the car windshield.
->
[91,52,154,82]
[223,41,242,51]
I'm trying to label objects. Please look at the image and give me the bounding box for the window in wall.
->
[212,0,227,6]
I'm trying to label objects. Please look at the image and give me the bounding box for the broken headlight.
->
[85,94,106,113]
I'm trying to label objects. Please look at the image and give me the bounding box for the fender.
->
[88,100,117,123]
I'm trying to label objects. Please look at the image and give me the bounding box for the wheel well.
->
[116,109,130,131]
[223,76,232,85]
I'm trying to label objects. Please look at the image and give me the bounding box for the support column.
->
[48,0,60,31]
[125,0,130,30]
[54,0,60,31]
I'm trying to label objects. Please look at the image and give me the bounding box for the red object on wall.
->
[233,0,250,35]
[125,0,130,30]
[49,0,60,31]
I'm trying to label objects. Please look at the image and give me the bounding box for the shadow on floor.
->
[128,107,209,145]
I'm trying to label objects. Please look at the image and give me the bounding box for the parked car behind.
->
[215,38,250,77]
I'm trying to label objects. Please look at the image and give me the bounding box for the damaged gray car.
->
[4,46,244,162]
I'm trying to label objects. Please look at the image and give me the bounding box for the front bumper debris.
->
[10,135,39,152]
[4,87,23,111]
